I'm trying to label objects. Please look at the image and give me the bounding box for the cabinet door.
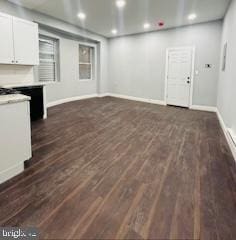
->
[0,101,32,172]
[0,13,14,64]
[13,17,39,65]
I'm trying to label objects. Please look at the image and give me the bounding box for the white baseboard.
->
[216,109,236,161]
[190,105,217,112]
[0,162,24,184]
[228,129,236,146]
[47,93,166,108]
[46,94,216,115]
[108,93,166,106]
[47,94,99,108]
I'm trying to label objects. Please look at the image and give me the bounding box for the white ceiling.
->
[8,0,231,38]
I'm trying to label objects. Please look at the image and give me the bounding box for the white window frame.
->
[38,35,60,83]
[78,42,97,82]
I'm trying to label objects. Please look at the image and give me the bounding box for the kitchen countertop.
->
[0,94,31,105]
[2,82,47,88]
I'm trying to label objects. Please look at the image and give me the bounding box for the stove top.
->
[0,88,20,96]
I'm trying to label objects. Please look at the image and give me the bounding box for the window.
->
[79,44,94,81]
[38,35,59,82]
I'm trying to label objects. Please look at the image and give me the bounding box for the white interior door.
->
[0,13,14,64]
[166,47,193,108]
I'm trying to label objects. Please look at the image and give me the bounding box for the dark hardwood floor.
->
[0,97,235,240]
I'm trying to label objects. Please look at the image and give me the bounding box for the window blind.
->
[39,37,58,82]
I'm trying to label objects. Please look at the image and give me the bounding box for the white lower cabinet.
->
[0,100,32,184]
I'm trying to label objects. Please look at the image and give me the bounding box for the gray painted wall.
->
[217,0,236,133]
[36,29,99,103]
[108,21,222,107]
[0,0,226,109]
[0,0,109,103]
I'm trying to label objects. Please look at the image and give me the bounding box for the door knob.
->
[187,80,190,84]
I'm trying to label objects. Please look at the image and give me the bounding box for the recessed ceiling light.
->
[143,23,151,29]
[116,0,126,8]
[111,29,118,35]
[188,13,197,20]
[77,12,86,20]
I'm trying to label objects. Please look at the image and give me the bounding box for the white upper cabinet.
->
[13,17,39,65]
[0,13,14,64]
[0,12,39,66]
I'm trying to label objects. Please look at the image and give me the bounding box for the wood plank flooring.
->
[0,97,235,240]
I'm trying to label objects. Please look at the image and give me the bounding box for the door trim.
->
[164,46,195,108]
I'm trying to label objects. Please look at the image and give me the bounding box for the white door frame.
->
[164,46,195,108]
